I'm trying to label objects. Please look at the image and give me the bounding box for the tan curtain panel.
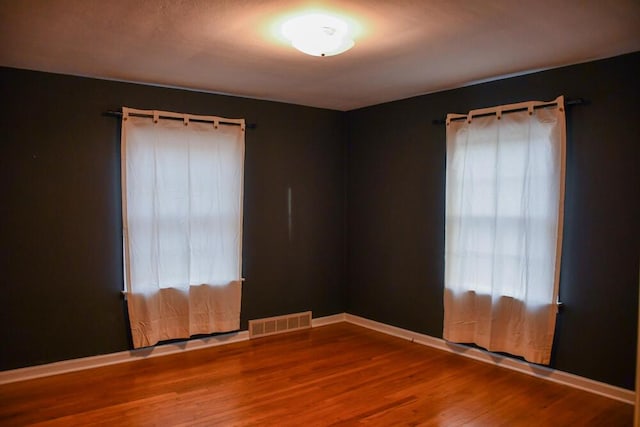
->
[121,108,245,348]
[443,96,566,364]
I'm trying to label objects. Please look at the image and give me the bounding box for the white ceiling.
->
[1,0,639,111]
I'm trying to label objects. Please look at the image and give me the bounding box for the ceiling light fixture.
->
[281,13,354,57]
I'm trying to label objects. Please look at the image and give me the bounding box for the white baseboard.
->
[312,313,346,327]
[344,313,635,405]
[1,311,635,406]
[0,313,345,385]
[0,330,249,385]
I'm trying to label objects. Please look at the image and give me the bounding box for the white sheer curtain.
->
[121,107,245,348]
[443,96,566,364]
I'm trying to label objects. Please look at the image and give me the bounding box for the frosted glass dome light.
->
[281,13,354,57]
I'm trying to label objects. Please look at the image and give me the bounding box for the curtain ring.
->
[153,112,159,124]
[528,105,534,116]
[214,119,219,129]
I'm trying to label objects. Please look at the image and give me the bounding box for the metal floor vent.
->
[249,311,312,339]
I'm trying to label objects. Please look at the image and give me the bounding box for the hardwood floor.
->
[0,323,633,426]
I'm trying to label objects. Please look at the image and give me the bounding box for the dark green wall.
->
[1,52,638,390]
[0,68,347,370]
[346,52,640,389]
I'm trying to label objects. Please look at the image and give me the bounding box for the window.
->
[121,108,245,348]
[443,97,566,364]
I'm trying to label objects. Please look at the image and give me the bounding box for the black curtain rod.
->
[431,98,586,125]
[103,110,257,130]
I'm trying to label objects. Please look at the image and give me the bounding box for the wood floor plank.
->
[0,323,633,426]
